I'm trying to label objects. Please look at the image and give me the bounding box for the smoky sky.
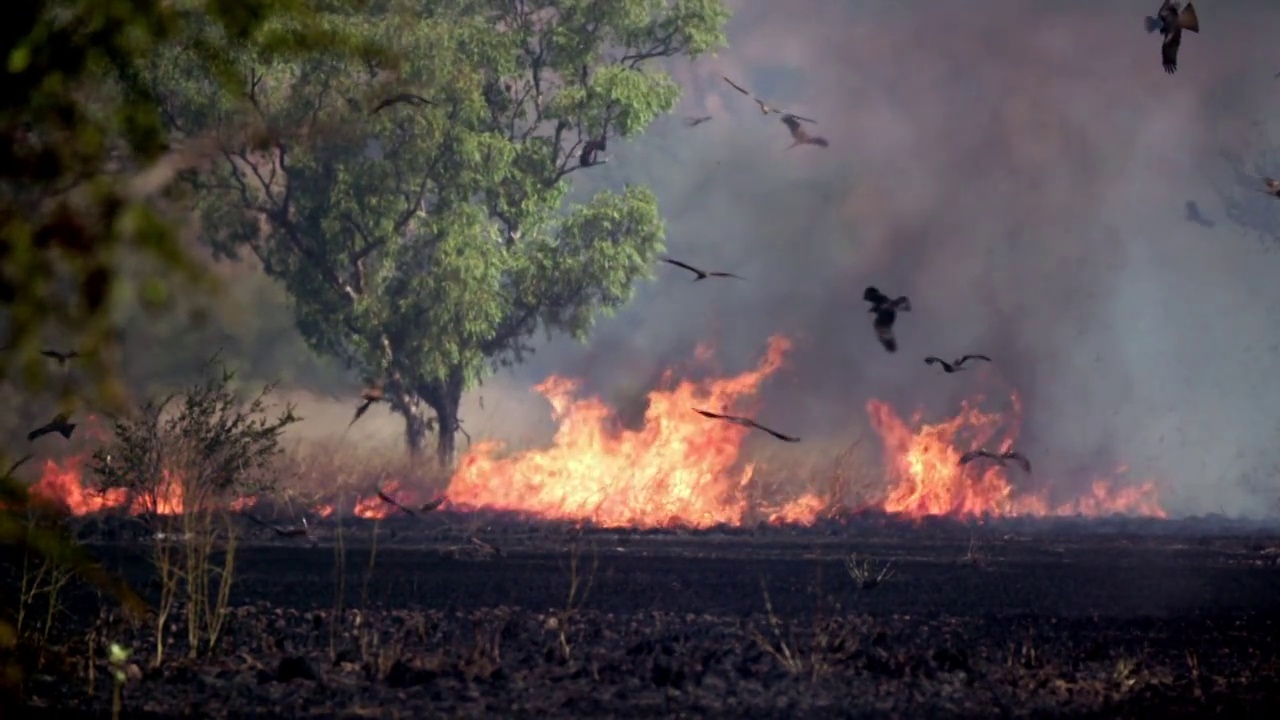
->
[473,0,1280,518]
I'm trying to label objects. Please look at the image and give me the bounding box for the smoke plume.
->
[497,0,1280,517]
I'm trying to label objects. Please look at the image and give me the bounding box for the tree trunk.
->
[399,405,431,461]
[421,370,465,471]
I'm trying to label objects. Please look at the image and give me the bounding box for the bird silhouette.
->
[864,286,911,353]
[1144,0,1199,74]
[661,258,744,281]
[721,76,817,122]
[782,114,828,149]
[925,355,992,373]
[692,408,800,442]
[244,513,310,538]
[347,386,386,430]
[376,490,446,517]
[959,448,1032,474]
[40,349,80,366]
[28,412,75,442]
[369,93,434,115]
[685,115,713,127]
[580,137,608,167]
[1247,174,1280,198]
[1184,200,1215,228]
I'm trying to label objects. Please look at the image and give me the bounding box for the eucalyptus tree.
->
[151,0,731,465]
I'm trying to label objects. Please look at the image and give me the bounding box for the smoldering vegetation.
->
[506,0,1280,518]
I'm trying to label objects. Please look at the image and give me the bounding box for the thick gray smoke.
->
[492,0,1280,518]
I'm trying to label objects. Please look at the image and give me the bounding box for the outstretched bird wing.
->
[370,93,434,115]
[376,490,419,517]
[1002,451,1033,474]
[418,497,446,513]
[957,354,992,365]
[347,399,374,429]
[693,408,728,421]
[662,258,705,276]
[1178,2,1199,32]
[958,449,996,465]
[722,76,751,96]
[748,420,801,443]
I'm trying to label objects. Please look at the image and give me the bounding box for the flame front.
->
[445,335,818,528]
[867,396,1165,519]
[22,336,1166,524]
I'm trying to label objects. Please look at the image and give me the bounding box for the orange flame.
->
[446,335,820,528]
[20,337,1165,525]
[868,396,1165,519]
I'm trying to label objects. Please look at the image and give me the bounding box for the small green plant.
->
[107,642,132,720]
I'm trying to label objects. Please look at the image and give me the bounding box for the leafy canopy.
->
[148,0,730,456]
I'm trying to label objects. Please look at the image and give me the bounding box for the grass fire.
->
[5,1,1280,717]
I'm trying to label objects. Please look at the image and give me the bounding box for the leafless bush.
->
[13,508,76,659]
[749,580,863,681]
[90,356,298,664]
[845,552,895,590]
[550,540,598,663]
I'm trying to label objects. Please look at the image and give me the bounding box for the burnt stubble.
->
[11,513,1280,719]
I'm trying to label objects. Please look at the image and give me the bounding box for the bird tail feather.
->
[59,424,76,439]
[1143,16,1160,33]
[1179,4,1198,32]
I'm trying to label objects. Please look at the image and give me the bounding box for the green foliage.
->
[149,0,731,462]
[91,355,301,509]
[0,0,379,701]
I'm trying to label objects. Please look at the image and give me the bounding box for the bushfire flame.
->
[22,335,1165,524]
[868,396,1165,519]
[447,335,822,528]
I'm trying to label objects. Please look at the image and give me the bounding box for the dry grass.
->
[242,429,886,523]
[269,440,451,511]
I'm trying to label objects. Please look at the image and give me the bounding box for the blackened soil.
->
[12,518,1280,719]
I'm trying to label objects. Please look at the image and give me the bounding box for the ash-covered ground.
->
[11,511,1280,719]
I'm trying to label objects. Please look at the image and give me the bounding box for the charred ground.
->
[7,513,1280,719]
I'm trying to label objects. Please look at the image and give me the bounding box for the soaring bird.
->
[864,286,911,353]
[1184,200,1215,228]
[1144,1,1199,74]
[782,114,828,149]
[692,408,800,442]
[369,93,434,115]
[347,386,386,430]
[661,258,744,281]
[579,137,608,167]
[721,76,817,122]
[1247,174,1280,198]
[685,115,713,127]
[925,354,992,374]
[28,412,75,442]
[959,448,1032,474]
[376,490,446,517]
[40,349,80,366]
